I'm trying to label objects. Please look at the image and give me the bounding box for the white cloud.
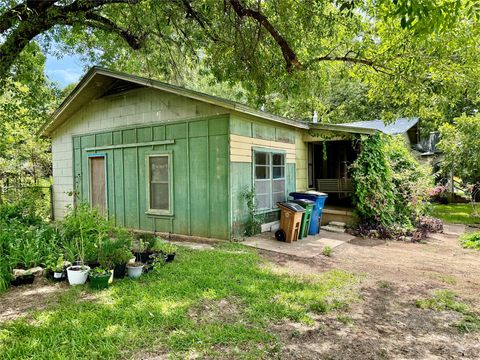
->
[46,68,82,86]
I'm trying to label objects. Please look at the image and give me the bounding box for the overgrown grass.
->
[431,204,480,225]
[416,290,480,333]
[0,246,359,359]
[460,231,480,250]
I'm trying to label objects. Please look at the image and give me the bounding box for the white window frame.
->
[146,152,173,215]
[253,148,286,211]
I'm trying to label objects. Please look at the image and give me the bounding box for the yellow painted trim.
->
[229,134,297,163]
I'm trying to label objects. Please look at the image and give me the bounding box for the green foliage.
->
[384,136,432,223]
[460,231,480,250]
[416,289,480,333]
[416,290,468,312]
[0,199,60,292]
[351,134,397,227]
[149,237,177,255]
[57,203,133,265]
[439,114,480,185]
[322,246,333,257]
[89,267,112,277]
[0,246,359,358]
[241,187,263,237]
[351,134,432,233]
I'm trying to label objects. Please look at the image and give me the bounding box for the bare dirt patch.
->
[0,278,67,323]
[261,224,480,359]
[188,297,244,325]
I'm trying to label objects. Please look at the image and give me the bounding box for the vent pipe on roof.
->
[312,110,318,123]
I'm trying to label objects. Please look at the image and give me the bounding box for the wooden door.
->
[89,156,106,214]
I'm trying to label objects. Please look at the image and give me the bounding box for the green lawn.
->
[431,204,480,225]
[0,244,359,359]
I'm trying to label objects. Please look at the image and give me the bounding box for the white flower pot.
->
[53,271,64,279]
[126,264,144,279]
[67,265,90,285]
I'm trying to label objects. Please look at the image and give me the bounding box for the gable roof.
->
[40,66,309,136]
[41,66,419,138]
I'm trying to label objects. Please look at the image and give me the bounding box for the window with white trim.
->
[254,150,286,210]
[148,154,171,213]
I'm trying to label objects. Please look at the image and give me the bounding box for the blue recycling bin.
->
[289,191,328,235]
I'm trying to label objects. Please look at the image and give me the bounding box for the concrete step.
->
[322,225,346,233]
[329,221,346,228]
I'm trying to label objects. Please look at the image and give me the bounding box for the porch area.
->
[242,230,355,258]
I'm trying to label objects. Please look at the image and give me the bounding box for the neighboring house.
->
[41,67,419,239]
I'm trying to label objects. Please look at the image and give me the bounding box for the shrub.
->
[351,134,433,237]
[0,200,60,293]
[460,231,480,250]
[412,216,444,242]
[351,134,396,228]
[56,203,133,264]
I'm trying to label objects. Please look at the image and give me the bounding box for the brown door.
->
[89,156,106,214]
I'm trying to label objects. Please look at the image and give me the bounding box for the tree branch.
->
[84,12,144,49]
[228,0,301,72]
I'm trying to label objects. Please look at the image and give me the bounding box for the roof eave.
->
[309,123,379,135]
[41,67,309,137]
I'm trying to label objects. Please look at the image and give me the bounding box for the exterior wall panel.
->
[51,87,227,220]
[229,113,298,238]
[71,115,230,239]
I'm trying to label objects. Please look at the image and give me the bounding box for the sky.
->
[45,53,85,88]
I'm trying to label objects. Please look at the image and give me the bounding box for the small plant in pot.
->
[112,247,133,279]
[65,227,90,286]
[150,238,177,262]
[89,267,112,290]
[126,261,144,279]
[48,255,69,281]
[132,238,149,263]
[67,263,90,285]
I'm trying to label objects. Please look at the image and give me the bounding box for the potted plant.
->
[150,239,178,262]
[66,264,90,285]
[89,267,112,290]
[49,255,69,281]
[112,247,133,279]
[132,238,149,263]
[161,242,177,262]
[126,261,144,279]
[66,219,90,286]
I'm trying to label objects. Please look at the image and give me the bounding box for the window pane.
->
[255,180,269,194]
[272,191,285,205]
[150,156,169,182]
[272,153,284,166]
[272,166,284,179]
[255,194,269,210]
[150,183,169,210]
[272,179,285,193]
[255,166,269,179]
[255,152,269,166]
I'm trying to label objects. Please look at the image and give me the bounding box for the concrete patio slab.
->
[242,231,355,258]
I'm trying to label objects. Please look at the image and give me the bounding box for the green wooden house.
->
[42,67,419,239]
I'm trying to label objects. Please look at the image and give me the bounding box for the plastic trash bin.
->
[292,199,315,239]
[289,191,328,235]
[275,202,305,243]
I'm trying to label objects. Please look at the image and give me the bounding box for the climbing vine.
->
[241,187,263,237]
[351,134,433,235]
[351,134,397,227]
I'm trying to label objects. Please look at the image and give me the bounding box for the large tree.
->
[2,0,480,127]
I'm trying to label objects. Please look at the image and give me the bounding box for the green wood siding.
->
[73,115,230,239]
[229,114,297,237]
